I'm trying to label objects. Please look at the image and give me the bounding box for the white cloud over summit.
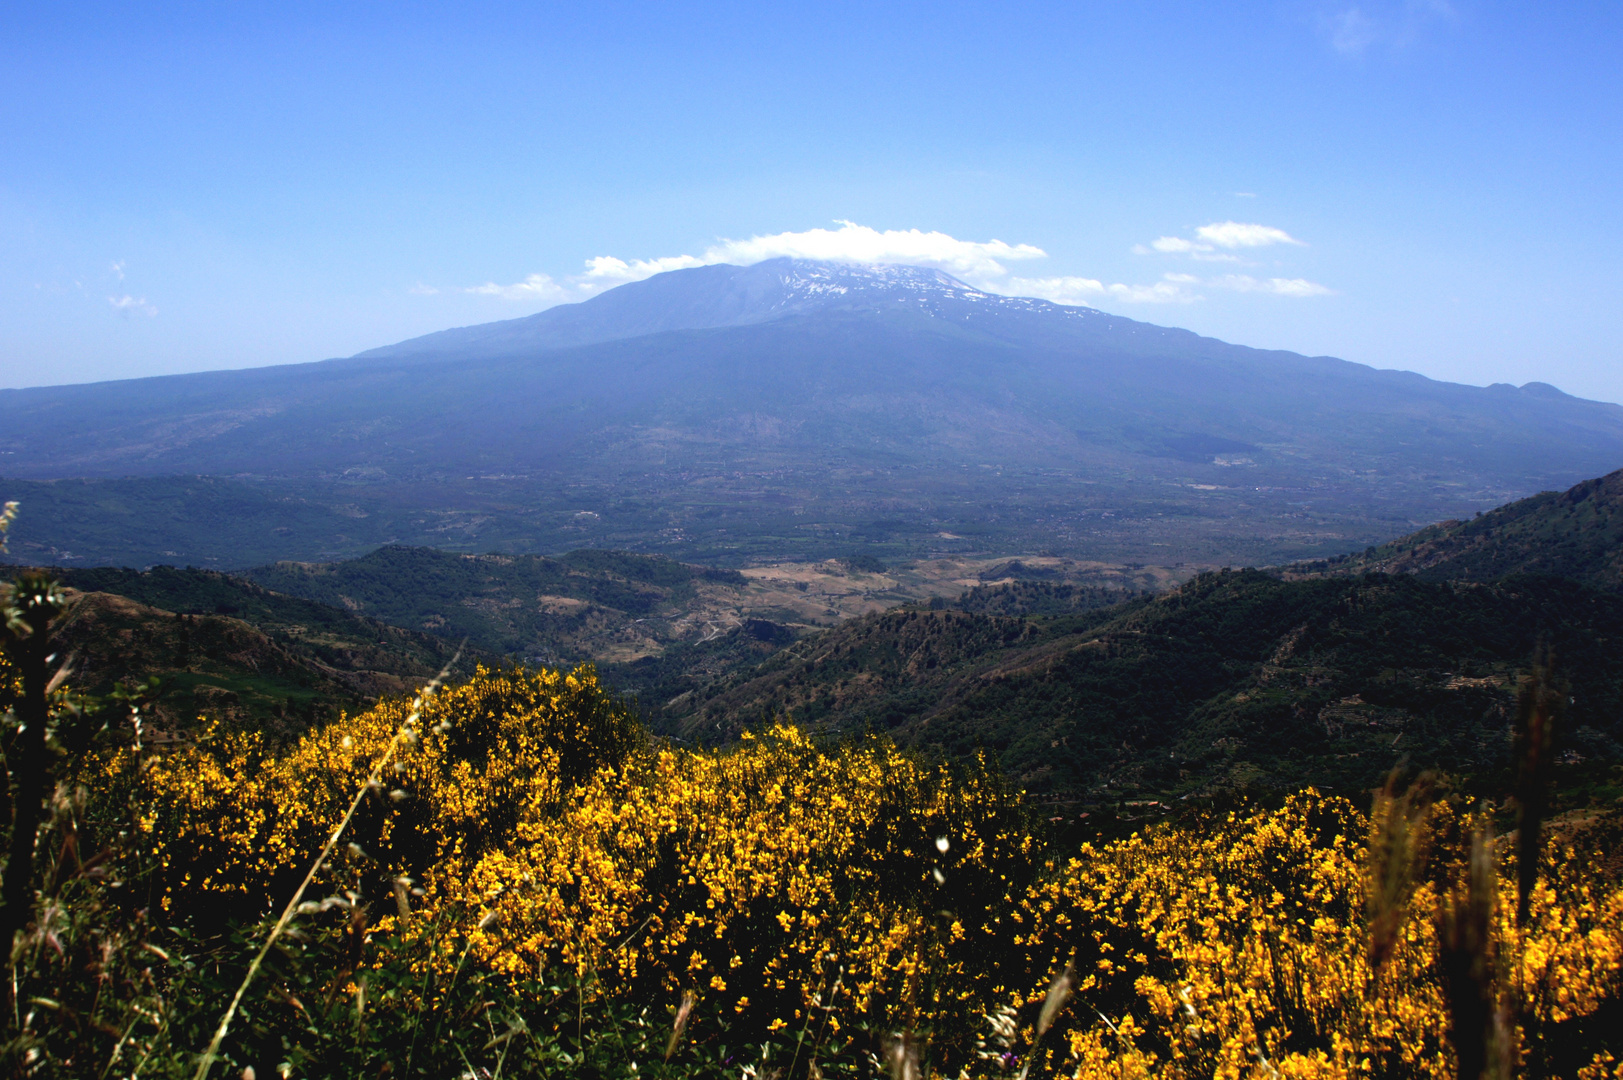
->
[458,220,1330,309]
[705,222,1048,281]
[572,223,1048,286]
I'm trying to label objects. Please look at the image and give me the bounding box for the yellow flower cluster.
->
[1014,794,1623,1080]
[451,720,1031,1035]
[111,667,1623,1076]
[107,665,637,912]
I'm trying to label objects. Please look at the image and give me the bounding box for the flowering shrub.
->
[73,667,1623,1077]
[1012,796,1623,1079]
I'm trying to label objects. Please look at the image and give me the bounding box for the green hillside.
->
[667,571,1623,805]
[52,564,474,672]
[52,586,473,740]
[1296,466,1623,589]
[244,544,747,662]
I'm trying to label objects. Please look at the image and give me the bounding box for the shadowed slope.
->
[1297,467,1623,589]
[667,571,1623,800]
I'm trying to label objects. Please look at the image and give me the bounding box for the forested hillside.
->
[665,571,1623,804]
[49,578,473,738]
[1299,466,1623,589]
[244,545,746,662]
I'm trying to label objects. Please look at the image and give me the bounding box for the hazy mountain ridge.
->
[2,259,1617,484]
[242,545,746,664]
[4,258,1621,571]
[37,464,1623,807]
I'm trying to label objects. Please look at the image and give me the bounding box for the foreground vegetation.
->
[5,608,1622,1077]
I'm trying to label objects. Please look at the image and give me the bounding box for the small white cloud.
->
[464,273,567,302]
[1234,192,1258,198]
[108,294,157,317]
[583,254,708,282]
[1149,236,1201,254]
[408,283,440,296]
[1194,221,1304,249]
[1137,221,1304,262]
[111,260,126,281]
[1107,279,1204,303]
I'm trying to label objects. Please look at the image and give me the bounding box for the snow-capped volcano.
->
[355,258,1102,363]
[3,255,1620,522]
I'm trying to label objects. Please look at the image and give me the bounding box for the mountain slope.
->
[665,571,1623,801]
[1296,467,1623,590]
[47,571,477,739]
[242,545,750,663]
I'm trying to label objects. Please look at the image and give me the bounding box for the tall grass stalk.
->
[1513,648,1563,927]
[191,646,461,1080]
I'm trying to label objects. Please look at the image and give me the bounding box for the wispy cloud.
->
[1208,274,1333,297]
[464,272,566,301]
[1196,221,1304,249]
[1004,274,1204,305]
[1328,7,1380,53]
[1137,220,1305,259]
[1317,0,1457,56]
[109,294,157,317]
[448,219,1330,310]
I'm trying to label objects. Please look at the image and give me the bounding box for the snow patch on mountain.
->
[763,259,1108,324]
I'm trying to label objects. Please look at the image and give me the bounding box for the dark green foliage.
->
[599,620,801,725]
[36,566,478,739]
[0,572,67,997]
[666,607,1056,740]
[950,580,1139,618]
[674,571,1623,803]
[1513,652,1564,925]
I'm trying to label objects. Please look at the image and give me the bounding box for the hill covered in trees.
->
[42,565,476,737]
[1296,466,1623,590]
[663,570,1623,805]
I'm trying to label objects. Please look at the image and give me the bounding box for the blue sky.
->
[4,1,1621,401]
